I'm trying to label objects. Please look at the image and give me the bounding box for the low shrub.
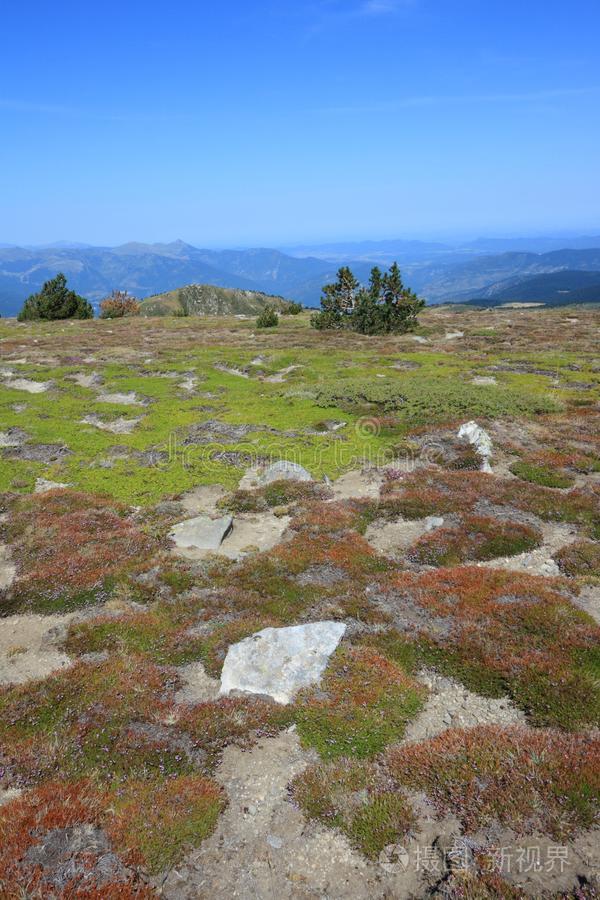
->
[109,775,225,874]
[391,566,600,729]
[178,697,294,767]
[3,489,158,613]
[256,306,279,328]
[387,725,600,840]
[99,290,141,319]
[555,540,600,577]
[380,469,600,536]
[0,781,152,897]
[407,515,542,566]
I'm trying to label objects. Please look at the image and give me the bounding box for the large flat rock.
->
[258,460,312,486]
[169,514,233,552]
[220,621,346,705]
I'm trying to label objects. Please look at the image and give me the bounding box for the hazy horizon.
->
[4,227,600,253]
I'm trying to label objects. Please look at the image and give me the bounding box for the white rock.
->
[35,478,70,493]
[0,544,16,591]
[258,460,312,486]
[179,375,198,392]
[81,414,142,434]
[0,430,23,448]
[445,331,464,340]
[68,371,103,388]
[471,375,497,386]
[457,420,493,473]
[97,391,144,406]
[220,621,346,704]
[424,516,445,531]
[4,378,50,394]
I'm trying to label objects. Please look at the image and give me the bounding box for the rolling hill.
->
[140,283,297,316]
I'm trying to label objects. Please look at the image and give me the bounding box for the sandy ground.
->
[0,613,73,685]
[0,542,16,590]
[159,729,440,900]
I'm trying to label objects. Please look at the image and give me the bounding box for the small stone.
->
[266,835,283,850]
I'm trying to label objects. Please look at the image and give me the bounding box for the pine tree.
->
[311,266,359,329]
[18,273,93,321]
[351,267,383,335]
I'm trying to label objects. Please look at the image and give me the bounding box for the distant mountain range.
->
[465,270,600,307]
[1,237,600,316]
[410,248,600,304]
[140,283,295,317]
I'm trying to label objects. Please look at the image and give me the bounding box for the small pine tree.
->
[282,301,303,315]
[256,305,279,328]
[18,273,93,321]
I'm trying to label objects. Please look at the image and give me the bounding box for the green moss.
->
[295,646,426,760]
[110,776,226,873]
[511,460,575,488]
[291,758,415,859]
[315,374,560,422]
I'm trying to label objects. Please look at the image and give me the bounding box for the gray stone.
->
[169,514,233,552]
[220,621,346,705]
[258,460,312,486]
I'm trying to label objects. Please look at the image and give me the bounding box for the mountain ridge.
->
[1,240,600,316]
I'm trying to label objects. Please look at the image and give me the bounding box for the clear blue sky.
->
[1,0,599,246]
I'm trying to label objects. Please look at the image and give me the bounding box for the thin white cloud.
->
[0,98,78,115]
[301,0,413,31]
[0,97,194,124]
[312,86,599,114]
[359,1,406,14]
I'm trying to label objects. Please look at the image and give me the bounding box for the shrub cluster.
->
[99,290,141,319]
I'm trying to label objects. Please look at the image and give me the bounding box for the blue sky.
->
[1,0,599,246]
